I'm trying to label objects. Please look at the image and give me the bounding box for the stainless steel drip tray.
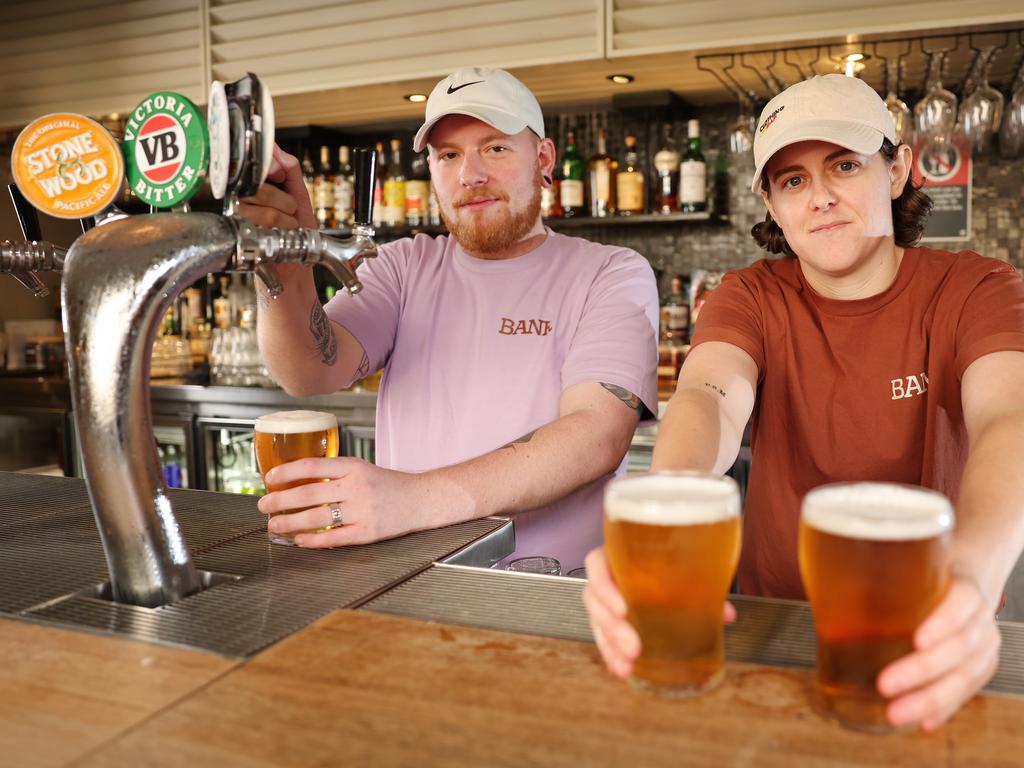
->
[363,564,1024,696]
[0,472,513,658]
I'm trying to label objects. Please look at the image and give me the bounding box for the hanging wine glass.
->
[729,92,756,155]
[914,51,958,144]
[958,47,1005,156]
[999,54,1024,160]
[883,58,912,144]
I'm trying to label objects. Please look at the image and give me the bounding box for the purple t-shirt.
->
[324,229,658,571]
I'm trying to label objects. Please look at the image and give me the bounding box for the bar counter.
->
[6,608,1024,767]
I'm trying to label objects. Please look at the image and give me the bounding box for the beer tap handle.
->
[8,184,43,242]
[351,147,376,229]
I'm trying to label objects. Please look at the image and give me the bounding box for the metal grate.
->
[0,473,511,658]
[363,564,1024,695]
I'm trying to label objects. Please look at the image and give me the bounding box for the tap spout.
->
[233,220,377,296]
[61,213,237,607]
[1,239,66,297]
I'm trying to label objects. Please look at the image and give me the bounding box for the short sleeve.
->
[561,250,659,420]
[690,269,766,374]
[322,240,405,372]
[955,265,1024,379]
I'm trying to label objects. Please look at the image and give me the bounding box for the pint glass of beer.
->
[253,410,340,545]
[604,471,742,697]
[798,482,954,731]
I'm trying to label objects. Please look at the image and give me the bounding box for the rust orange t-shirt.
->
[692,247,1024,599]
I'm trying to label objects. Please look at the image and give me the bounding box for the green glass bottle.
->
[560,129,585,217]
[680,119,707,213]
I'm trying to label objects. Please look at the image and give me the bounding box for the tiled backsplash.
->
[552,106,1024,294]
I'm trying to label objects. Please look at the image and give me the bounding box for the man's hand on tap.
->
[238,144,318,230]
[256,458,444,546]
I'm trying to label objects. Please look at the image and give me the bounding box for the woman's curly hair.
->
[750,139,934,256]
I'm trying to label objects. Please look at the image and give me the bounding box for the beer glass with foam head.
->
[254,410,340,545]
[799,482,954,732]
[604,471,742,697]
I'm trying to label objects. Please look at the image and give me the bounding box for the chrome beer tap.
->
[2,184,66,296]
[61,73,378,607]
[234,147,378,295]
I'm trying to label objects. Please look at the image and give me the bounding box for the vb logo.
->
[136,114,184,183]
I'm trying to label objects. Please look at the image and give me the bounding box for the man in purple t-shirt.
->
[240,67,658,571]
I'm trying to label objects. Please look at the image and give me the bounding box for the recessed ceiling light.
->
[607,74,635,85]
[404,93,427,103]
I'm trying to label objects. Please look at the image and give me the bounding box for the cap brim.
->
[750,121,886,192]
[413,106,531,152]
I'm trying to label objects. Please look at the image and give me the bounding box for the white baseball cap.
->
[751,74,897,192]
[413,67,545,152]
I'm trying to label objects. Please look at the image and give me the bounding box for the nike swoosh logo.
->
[447,81,484,94]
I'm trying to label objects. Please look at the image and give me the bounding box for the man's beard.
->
[440,170,543,257]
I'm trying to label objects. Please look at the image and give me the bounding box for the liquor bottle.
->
[680,119,707,213]
[660,273,691,345]
[313,145,336,228]
[587,128,617,218]
[333,145,354,227]
[615,135,645,216]
[372,141,385,228]
[653,123,680,214]
[560,130,585,217]
[541,166,563,218]
[382,138,406,227]
[712,148,729,218]
[405,151,430,227]
[205,273,221,327]
[427,182,441,226]
[300,149,316,207]
[213,274,231,329]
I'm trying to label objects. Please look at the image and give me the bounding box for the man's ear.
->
[538,137,556,182]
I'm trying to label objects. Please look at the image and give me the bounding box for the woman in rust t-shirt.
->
[584,74,1024,732]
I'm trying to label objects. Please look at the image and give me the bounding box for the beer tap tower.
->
[11,74,378,607]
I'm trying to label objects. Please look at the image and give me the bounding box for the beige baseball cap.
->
[413,67,545,152]
[751,74,897,192]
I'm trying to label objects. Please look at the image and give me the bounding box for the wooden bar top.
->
[7,610,1019,768]
[1,620,237,768]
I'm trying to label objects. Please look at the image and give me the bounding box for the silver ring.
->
[328,502,343,528]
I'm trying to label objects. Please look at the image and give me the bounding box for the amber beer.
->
[798,482,954,731]
[604,472,741,696]
[254,410,340,544]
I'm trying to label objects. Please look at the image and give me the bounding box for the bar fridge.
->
[196,416,264,495]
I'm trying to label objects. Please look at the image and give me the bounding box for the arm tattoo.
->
[704,382,727,398]
[500,430,537,450]
[309,299,337,365]
[600,383,643,413]
[355,352,370,379]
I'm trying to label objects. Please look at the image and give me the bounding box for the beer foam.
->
[802,483,954,541]
[605,473,740,525]
[254,410,337,434]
